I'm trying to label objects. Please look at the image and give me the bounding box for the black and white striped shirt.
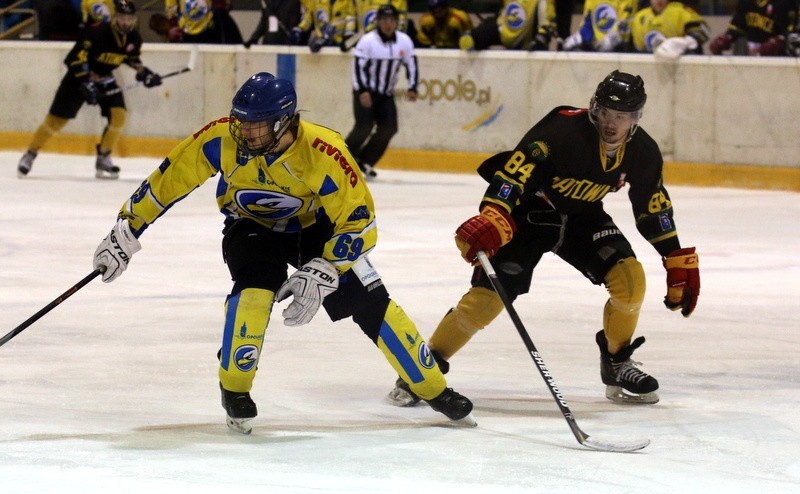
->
[351,29,418,96]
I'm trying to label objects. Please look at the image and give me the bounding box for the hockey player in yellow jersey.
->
[82,0,115,24]
[354,0,409,34]
[630,0,709,60]
[91,72,475,434]
[562,0,637,51]
[290,0,357,52]
[416,0,473,48]
[459,0,557,51]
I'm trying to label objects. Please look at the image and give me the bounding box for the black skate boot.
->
[220,383,258,434]
[385,351,449,407]
[426,387,477,426]
[17,150,36,177]
[95,145,120,179]
[596,330,659,404]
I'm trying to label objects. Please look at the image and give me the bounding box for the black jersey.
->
[727,0,797,42]
[64,22,144,79]
[477,106,680,257]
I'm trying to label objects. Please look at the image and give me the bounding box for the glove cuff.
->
[664,246,697,269]
[480,204,516,244]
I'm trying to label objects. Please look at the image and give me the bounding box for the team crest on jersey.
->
[593,5,619,32]
[503,2,527,29]
[418,343,436,369]
[183,0,209,21]
[234,345,259,372]
[235,189,303,220]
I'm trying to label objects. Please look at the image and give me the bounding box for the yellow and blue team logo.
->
[418,342,436,369]
[234,345,259,372]
[234,190,303,220]
[91,3,112,22]
[361,10,378,32]
[593,4,618,32]
[183,0,209,21]
[315,8,330,25]
[502,2,527,30]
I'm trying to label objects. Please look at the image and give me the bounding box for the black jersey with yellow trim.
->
[64,22,143,78]
[477,106,681,256]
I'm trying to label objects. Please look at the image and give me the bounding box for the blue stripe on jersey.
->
[203,137,223,172]
[277,53,296,85]
[379,322,424,383]
[319,175,339,196]
[220,293,241,371]
[215,174,228,200]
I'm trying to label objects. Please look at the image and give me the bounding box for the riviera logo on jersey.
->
[234,345,259,372]
[311,138,359,187]
[234,190,303,220]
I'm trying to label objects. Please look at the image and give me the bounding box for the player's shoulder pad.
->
[477,150,514,183]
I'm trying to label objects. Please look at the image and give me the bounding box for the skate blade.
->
[452,412,478,427]
[385,386,421,407]
[605,386,659,404]
[95,170,120,180]
[226,416,253,434]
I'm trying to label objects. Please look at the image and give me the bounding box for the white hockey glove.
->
[276,257,339,326]
[561,31,583,51]
[654,36,698,62]
[93,219,141,283]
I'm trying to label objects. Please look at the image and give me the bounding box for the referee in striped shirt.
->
[345,4,418,180]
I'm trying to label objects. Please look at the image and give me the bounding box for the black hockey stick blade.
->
[0,269,103,349]
[475,251,650,453]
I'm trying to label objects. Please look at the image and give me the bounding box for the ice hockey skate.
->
[220,384,258,434]
[95,146,120,179]
[426,387,477,427]
[386,376,421,407]
[360,163,377,181]
[596,330,659,404]
[17,150,36,178]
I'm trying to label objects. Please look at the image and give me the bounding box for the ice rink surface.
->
[0,152,798,493]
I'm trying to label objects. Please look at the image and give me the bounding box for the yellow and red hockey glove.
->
[663,247,700,317]
[455,204,516,264]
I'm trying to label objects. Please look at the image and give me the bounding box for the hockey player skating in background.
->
[17,0,162,179]
[91,72,475,434]
[708,0,798,56]
[388,71,701,407]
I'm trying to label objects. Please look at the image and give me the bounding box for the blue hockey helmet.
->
[230,72,298,155]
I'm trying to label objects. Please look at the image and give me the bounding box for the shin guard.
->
[428,287,504,361]
[375,300,446,401]
[219,288,274,393]
[602,257,646,352]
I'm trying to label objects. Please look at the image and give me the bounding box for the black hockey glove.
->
[79,80,99,105]
[136,67,162,88]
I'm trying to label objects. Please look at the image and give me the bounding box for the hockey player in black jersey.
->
[388,71,701,406]
[17,0,162,180]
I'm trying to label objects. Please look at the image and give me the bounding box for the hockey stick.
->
[475,251,651,453]
[0,269,103,349]
[101,45,199,97]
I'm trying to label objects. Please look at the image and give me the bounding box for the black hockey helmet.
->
[114,0,136,15]
[377,4,399,19]
[591,70,647,113]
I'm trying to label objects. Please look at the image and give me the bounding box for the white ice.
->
[0,152,798,493]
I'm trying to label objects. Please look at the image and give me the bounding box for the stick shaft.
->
[0,269,103,348]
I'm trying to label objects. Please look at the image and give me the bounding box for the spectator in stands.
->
[416,0,472,48]
[629,0,709,61]
[243,0,303,47]
[709,0,797,56]
[562,0,637,52]
[459,0,557,51]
